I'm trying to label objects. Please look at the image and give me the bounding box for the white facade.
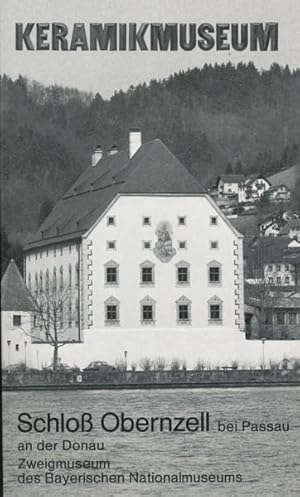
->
[25,242,81,342]
[238,177,271,203]
[264,263,296,286]
[1,311,33,367]
[22,192,248,367]
[84,194,244,331]
[218,179,240,196]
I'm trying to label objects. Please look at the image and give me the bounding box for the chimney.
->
[129,128,142,158]
[108,145,118,156]
[92,145,103,166]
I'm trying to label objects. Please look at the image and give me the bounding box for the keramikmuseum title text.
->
[16,22,278,51]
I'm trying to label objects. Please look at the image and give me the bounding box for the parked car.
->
[4,363,27,372]
[83,361,116,372]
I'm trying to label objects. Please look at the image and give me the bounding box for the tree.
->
[19,282,79,371]
[234,159,243,175]
[225,162,233,174]
[246,281,282,339]
[246,239,283,339]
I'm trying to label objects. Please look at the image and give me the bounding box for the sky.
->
[1,0,300,98]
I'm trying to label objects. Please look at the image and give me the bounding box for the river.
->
[3,387,300,496]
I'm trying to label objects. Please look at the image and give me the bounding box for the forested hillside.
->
[1,63,300,265]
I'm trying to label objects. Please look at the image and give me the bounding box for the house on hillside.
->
[23,130,245,366]
[238,175,271,204]
[278,219,300,239]
[245,288,300,339]
[258,215,286,237]
[1,259,36,368]
[264,184,291,203]
[267,165,299,190]
[248,236,300,286]
[216,175,244,197]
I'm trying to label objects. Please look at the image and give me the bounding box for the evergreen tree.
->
[225,163,234,174]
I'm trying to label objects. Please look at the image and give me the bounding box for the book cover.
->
[1,1,300,496]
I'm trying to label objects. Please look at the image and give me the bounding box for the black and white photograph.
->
[1,1,300,495]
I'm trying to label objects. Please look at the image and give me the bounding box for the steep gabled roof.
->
[1,260,35,311]
[266,184,290,193]
[25,139,206,250]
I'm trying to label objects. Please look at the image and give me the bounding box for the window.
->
[210,304,221,320]
[176,261,190,284]
[13,315,21,327]
[45,269,49,293]
[276,264,281,272]
[208,296,223,323]
[210,216,218,225]
[289,311,297,325]
[276,277,281,285]
[210,241,218,249]
[75,262,79,287]
[107,216,115,226]
[69,245,72,253]
[107,241,116,249]
[105,297,120,325]
[285,276,290,285]
[53,267,57,290]
[140,261,154,285]
[68,264,72,288]
[106,267,117,283]
[46,249,49,257]
[178,241,187,249]
[35,272,38,296]
[15,344,19,352]
[142,267,153,283]
[39,271,43,294]
[276,311,285,325]
[143,241,151,249]
[28,273,31,290]
[143,217,151,226]
[268,277,274,284]
[107,305,117,320]
[178,216,186,225]
[105,261,119,285]
[143,305,153,320]
[285,264,289,271]
[60,266,63,289]
[54,248,56,257]
[59,305,64,329]
[68,300,72,328]
[208,261,221,284]
[75,299,79,327]
[179,305,188,319]
[140,296,155,324]
[268,264,273,272]
[176,296,191,324]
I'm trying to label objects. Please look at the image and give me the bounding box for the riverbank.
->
[2,368,300,390]
[3,380,300,391]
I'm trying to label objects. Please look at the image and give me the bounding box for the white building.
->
[238,175,271,203]
[1,260,35,368]
[21,131,249,367]
[216,175,244,196]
